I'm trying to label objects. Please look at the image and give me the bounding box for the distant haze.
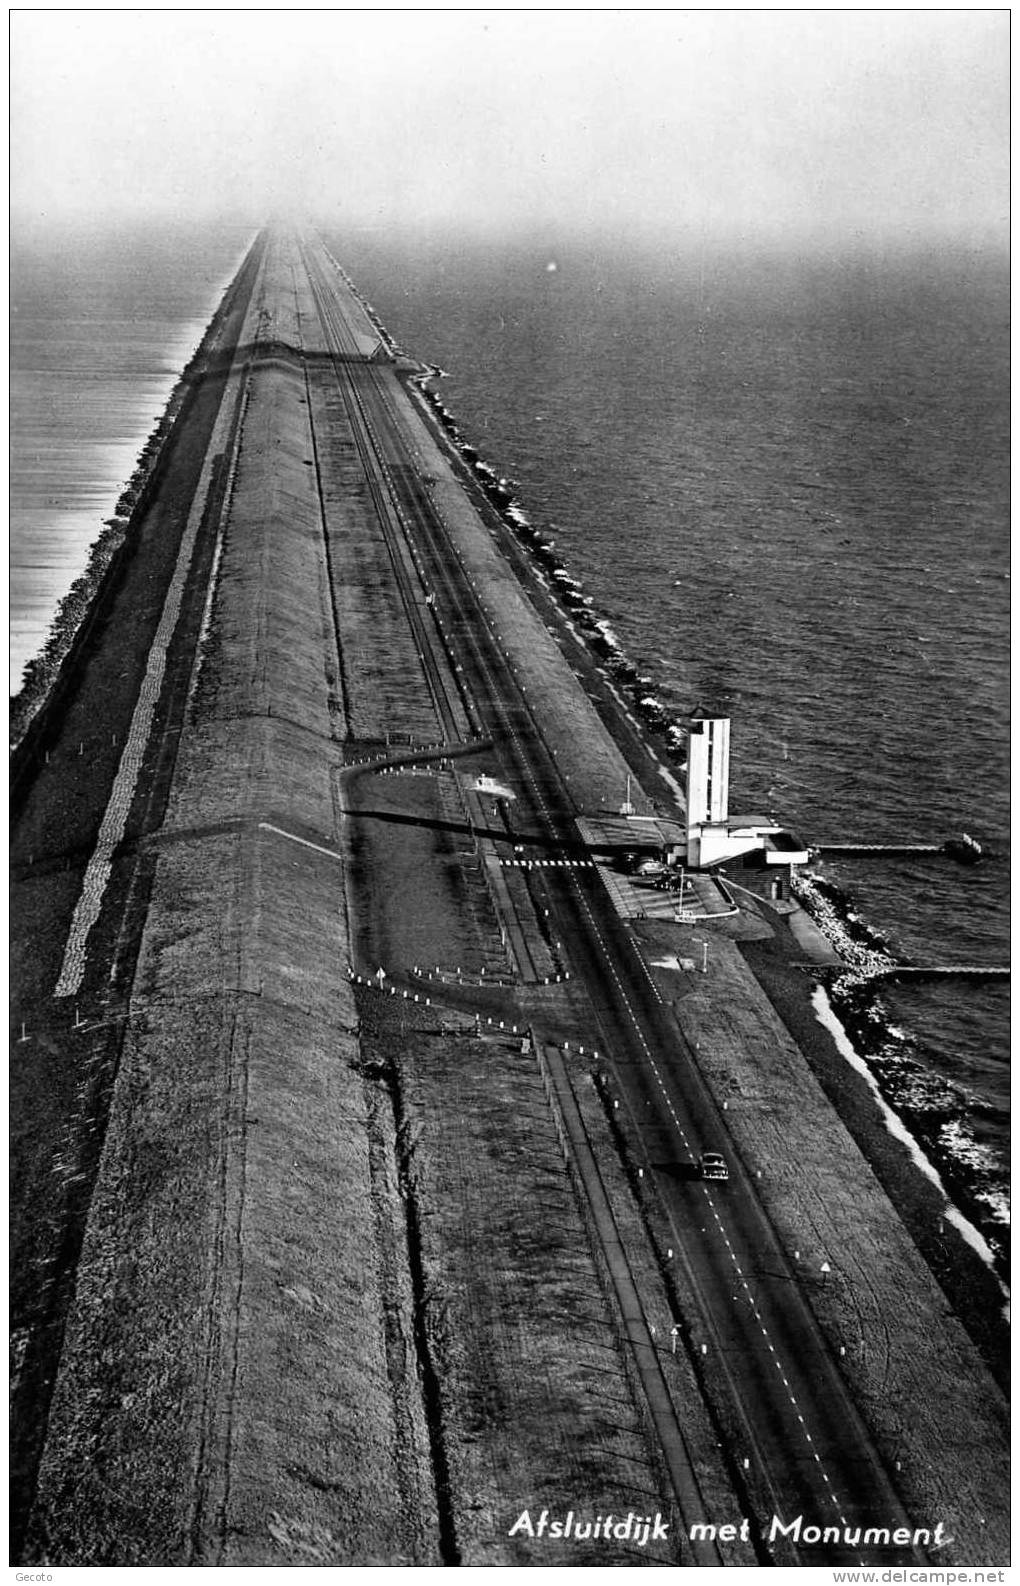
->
[11,10,1008,251]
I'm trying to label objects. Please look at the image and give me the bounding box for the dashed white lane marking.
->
[501,856,596,868]
[564,874,852,1523]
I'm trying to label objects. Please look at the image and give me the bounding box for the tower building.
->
[684,706,809,872]
[686,709,730,829]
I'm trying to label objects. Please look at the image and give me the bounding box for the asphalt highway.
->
[294,234,925,1566]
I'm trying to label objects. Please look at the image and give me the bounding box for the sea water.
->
[10,220,253,688]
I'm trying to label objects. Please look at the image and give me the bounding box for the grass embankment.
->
[28,341,439,1563]
[10,234,269,1557]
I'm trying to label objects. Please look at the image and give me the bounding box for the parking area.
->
[593,860,738,923]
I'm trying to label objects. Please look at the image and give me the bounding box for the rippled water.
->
[330,230,1009,1258]
[9,223,1009,1262]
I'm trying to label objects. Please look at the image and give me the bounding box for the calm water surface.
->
[10,221,253,687]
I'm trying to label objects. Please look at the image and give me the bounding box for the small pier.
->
[815,843,940,857]
[812,850,939,862]
[813,833,984,865]
[879,964,1009,983]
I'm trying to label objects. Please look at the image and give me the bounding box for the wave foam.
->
[811,985,1007,1301]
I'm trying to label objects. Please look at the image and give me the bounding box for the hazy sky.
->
[11,9,1008,249]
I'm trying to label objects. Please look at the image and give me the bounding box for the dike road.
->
[10,227,1008,1567]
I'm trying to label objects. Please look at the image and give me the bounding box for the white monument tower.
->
[684,706,809,871]
[685,708,730,865]
[686,709,730,827]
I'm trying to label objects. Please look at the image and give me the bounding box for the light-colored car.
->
[699,1151,729,1181]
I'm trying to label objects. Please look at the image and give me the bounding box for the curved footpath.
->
[10,227,1009,1567]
